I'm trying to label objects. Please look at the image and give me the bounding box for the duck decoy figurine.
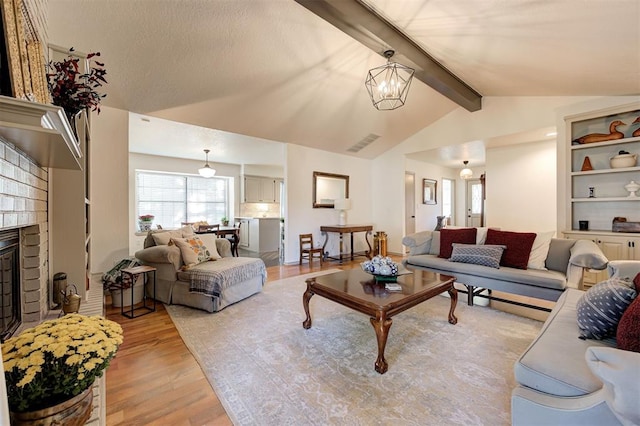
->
[631,117,640,137]
[572,120,626,144]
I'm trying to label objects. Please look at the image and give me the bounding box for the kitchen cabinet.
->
[238,219,250,247]
[243,175,280,203]
[238,218,280,252]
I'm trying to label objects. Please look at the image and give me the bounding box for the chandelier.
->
[365,50,415,111]
[459,161,473,180]
[198,149,216,178]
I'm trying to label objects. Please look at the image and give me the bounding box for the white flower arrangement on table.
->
[361,255,400,276]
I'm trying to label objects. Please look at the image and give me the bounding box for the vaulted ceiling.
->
[48,0,640,166]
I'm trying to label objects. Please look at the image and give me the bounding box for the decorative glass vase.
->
[10,385,93,426]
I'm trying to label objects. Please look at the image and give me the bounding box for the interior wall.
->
[485,140,557,232]
[405,159,458,232]
[90,106,130,273]
[373,96,600,253]
[284,144,373,264]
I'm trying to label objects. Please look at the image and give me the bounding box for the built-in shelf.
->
[571,135,640,151]
[0,95,81,169]
[572,197,640,202]
[571,166,640,176]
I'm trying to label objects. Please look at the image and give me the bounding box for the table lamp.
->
[334,198,351,226]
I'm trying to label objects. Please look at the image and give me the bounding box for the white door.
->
[465,179,483,227]
[405,172,415,251]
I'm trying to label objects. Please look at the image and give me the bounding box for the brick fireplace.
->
[0,140,49,337]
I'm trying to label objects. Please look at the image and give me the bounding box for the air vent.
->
[347,133,380,153]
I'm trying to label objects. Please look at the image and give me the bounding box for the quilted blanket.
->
[187,257,267,297]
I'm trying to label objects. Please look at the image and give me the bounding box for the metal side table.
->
[120,265,156,318]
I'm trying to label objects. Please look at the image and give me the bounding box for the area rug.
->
[166,270,542,425]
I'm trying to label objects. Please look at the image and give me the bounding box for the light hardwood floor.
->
[105,257,376,425]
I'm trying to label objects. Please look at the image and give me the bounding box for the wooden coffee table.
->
[302,267,457,374]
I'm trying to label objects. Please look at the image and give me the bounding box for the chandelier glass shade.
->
[198,149,216,178]
[459,160,473,180]
[365,50,415,111]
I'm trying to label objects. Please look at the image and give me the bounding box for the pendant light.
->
[365,50,415,110]
[198,149,216,178]
[460,160,473,180]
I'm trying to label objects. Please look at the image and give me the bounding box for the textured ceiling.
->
[47,0,640,166]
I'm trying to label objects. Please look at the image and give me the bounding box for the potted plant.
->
[221,216,229,226]
[47,48,108,123]
[138,214,154,231]
[2,314,123,424]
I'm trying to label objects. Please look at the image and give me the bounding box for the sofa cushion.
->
[194,233,222,260]
[449,243,505,269]
[172,236,214,269]
[617,292,640,352]
[485,229,536,270]
[439,228,477,259]
[514,288,616,397]
[527,231,554,270]
[576,277,636,340]
[405,254,567,291]
[545,238,575,273]
[152,229,183,246]
[429,231,440,255]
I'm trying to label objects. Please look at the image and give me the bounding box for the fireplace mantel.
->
[0,95,81,169]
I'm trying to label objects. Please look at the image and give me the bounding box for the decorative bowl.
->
[361,255,399,277]
[625,180,640,197]
[610,152,637,169]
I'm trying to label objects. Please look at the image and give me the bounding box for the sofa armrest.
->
[215,238,233,258]
[402,231,433,255]
[135,245,182,270]
[569,239,608,270]
[586,346,640,426]
[607,260,640,281]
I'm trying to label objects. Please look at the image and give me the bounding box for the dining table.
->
[195,226,240,256]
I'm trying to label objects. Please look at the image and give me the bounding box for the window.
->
[442,178,454,225]
[136,171,229,228]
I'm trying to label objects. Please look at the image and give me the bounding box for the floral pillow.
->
[171,237,212,269]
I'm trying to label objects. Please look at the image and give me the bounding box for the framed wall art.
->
[423,178,437,205]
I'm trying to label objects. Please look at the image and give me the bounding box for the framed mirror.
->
[423,178,437,205]
[313,171,349,208]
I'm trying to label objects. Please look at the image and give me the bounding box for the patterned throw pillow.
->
[449,244,506,269]
[576,277,637,340]
[484,229,537,270]
[171,236,212,269]
[438,228,477,259]
[616,272,640,352]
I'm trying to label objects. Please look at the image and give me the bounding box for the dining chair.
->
[299,233,323,266]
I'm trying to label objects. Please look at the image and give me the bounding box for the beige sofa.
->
[135,229,266,312]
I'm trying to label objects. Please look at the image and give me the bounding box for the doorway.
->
[465,178,484,227]
[404,172,415,251]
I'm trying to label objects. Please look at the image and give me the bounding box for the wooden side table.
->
[120,265,156,318]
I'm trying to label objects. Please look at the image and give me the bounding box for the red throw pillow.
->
[439,228,477,259]
[634,272,640,293]
[617,284,640,352]
[484,229,537,269]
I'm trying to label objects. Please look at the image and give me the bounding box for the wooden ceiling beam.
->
[294,0,482,112]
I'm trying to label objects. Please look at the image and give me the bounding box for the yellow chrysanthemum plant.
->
[2,314,123,412]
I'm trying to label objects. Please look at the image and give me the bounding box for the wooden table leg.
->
[302,279,315,329]
[370,311,392,374]
[447,285,458,325]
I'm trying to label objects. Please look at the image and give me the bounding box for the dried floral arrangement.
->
[47,48,107,119]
